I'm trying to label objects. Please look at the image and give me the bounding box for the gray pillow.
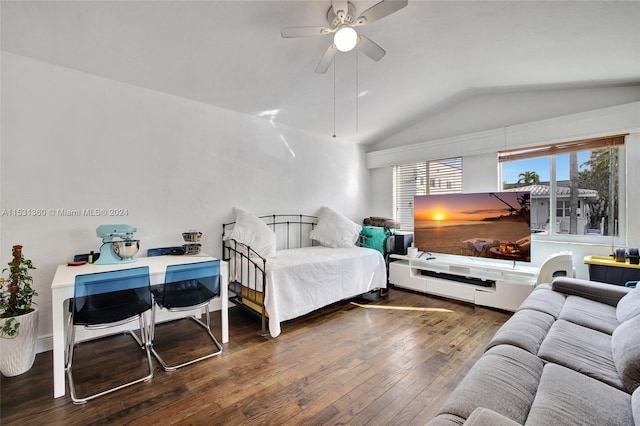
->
[611,314,640,392]
[616,287,640,323]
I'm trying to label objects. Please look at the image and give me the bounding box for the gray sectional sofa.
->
[428,277,640,426]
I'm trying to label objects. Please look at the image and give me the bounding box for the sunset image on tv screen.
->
[413,191,531,262]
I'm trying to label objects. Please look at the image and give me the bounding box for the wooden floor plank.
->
[0,288,510,425]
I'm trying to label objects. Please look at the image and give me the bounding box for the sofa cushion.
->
[537,319,624,390]
[633,387,640,425]
[616,287,640,323]
[611,314,640,392]
[526,363,634,426]
[464,407,521,426]
[517,286,566,319]
[559,295,619,334]
[436,345,544,425]
[426,413,465,426]
[486,309,555,355]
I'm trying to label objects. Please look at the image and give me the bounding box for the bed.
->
[222,208,387,337]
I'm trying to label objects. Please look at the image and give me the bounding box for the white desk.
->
[51,255,229,399]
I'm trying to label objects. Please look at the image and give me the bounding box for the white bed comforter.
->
[263,246,387,337]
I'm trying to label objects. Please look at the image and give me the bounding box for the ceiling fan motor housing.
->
[328,2,358,29]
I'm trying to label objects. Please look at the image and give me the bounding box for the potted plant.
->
[0,244,39,376]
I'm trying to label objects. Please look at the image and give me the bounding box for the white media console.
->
[389,253,540,311]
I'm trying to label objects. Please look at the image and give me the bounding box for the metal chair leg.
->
[150,305,222,372]
[65,315,154,405]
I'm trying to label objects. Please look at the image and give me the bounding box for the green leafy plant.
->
[0,245,37,338]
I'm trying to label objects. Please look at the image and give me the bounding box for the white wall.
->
[367,102,640,279]
[373,86,640,150]
[0,53,370,351]
[369,167,393,219]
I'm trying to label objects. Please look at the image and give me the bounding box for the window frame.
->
[393,157,463,231]
[499,136,627,245]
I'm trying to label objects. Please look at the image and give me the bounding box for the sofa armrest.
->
[552,277,631,306]
[463,408,522,426]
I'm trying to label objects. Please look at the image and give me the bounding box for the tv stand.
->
[389,254,539,311]
[419,269,494,287]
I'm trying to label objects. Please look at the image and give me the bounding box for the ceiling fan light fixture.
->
[334,27,358,52]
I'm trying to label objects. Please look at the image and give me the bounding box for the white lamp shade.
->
[334,27,358,52]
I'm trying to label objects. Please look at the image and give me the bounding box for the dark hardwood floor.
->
[1,288,511,426]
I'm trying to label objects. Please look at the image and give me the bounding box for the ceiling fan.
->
[281,0,408,74]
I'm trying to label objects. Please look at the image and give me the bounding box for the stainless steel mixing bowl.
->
[112,240,140,260]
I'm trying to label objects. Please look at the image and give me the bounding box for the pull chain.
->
[332,58,337,138]
[356,50,359,133]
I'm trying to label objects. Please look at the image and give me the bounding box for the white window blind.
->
[393,157,462,230]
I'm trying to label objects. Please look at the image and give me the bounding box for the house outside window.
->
[393,157,462,230]
[556,200,580,218]
[500,135,625,237]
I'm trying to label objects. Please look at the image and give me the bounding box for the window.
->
[556,200,571,218]
[393,157,462,230]
[500,135,625,237]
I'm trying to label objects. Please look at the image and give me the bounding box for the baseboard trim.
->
[37,335,53,354]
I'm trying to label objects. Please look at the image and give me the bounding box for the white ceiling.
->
[2,1,640,145]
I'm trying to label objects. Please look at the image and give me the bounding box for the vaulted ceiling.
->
[2,1,639,145]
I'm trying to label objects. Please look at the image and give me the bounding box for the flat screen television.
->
[413,191,531,262]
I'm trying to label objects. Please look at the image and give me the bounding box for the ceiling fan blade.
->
[357,35,386,62]
[281,26,332,38]
[331,0,349,23]
[315,44,338,74]
[357,0,408,25]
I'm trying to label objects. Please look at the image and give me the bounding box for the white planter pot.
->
[0,308,39,377]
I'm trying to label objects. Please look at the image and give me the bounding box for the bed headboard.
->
[222,214,318,252]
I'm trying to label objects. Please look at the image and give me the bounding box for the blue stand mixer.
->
[94,224,140,265]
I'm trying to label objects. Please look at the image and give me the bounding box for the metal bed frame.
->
[222,214,318,335]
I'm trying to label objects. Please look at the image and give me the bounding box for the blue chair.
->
[65,266,153,404]
[150,260,222,371]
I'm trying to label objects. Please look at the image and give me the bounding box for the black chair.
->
[150,260,222,371]
[65,266,153,404]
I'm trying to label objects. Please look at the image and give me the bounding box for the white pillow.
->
[224,208,276,258]
[310,206,362,248]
